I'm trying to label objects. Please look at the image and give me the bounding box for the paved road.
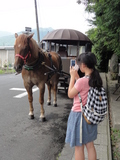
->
[0,74,72,160]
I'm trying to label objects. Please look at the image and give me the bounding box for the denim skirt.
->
[65,111,97,147]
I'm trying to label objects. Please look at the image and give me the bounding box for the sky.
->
[0,0,92,35]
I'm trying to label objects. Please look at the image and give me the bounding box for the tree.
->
[82,0,120,71]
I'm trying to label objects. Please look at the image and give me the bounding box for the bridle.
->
[15,51,31,64]
[15,39,31,64]
[14,38,44,71]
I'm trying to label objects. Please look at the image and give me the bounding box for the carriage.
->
[41,29,92,94]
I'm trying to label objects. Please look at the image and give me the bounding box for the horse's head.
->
[14,33,34,73]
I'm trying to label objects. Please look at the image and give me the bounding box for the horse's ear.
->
[15,33,18,38]
[28,33,34,40]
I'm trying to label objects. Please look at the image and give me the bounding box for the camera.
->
[70,59,75,67]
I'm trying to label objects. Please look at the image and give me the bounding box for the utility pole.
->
[34,0,40,44]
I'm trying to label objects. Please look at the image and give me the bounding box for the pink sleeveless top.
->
[71,77,90,112]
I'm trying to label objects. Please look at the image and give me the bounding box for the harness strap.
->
[44,53,58,81]
[23,52,44,70]
[47,53,57,70]
[48,53,53,68]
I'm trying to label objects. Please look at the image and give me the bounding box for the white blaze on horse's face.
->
[18,44,21,48]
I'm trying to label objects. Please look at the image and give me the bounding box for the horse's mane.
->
[30,37,48,58]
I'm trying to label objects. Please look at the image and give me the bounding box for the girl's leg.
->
[75,145,85,160]
[85,141,96,160]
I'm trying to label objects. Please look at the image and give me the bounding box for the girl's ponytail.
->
[89,68,103,89]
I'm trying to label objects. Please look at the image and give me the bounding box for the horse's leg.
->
[26,87,34,119]
[39,84,46,122]
[47,83,51,105]
[53,83,58,107]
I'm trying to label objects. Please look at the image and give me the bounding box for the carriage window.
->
[57,46,68,57]
[51,43,54,51]
[68,45,77,57]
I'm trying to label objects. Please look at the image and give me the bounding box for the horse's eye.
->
[24,46,28,52]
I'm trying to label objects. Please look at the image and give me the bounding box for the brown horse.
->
[14,33,62,121]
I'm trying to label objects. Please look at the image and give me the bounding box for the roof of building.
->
[0,46,14,50]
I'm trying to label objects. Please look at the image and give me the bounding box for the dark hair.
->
[76,52,103,88]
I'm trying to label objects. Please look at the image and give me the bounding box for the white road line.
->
[14,91,28,98]
[10,87,39,98]
[10,88,26,91]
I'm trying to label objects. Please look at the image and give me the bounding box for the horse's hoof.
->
[47,102,51,105]
[28,115,34,119]
[53,103,57,107]
[39,117,46,122]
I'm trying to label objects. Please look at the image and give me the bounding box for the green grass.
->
[56,153,61,160]
[0,69,15,74]
[111,128,120,160]
[0,70,4,74]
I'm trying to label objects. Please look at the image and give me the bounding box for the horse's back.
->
[49,51,62,71]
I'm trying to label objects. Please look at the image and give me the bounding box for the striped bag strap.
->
[78,93,83,144]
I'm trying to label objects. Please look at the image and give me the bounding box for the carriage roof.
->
[42,29,92,46]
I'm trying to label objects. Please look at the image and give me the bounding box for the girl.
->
[65,52,102,160]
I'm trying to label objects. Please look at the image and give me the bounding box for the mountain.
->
[32,27,53,42]
[0,27,53,46]
[0,31,13,37]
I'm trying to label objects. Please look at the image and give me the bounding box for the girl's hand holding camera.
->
[68,60,79,98]
[70,66,79,80]
[70,59,79,80]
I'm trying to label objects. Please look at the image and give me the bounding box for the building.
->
[0,46,14,68]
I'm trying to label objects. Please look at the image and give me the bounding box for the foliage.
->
[0,68,15,74]
[111,128,120,159]
[83,0,120,71]
[0,70,4,74]
[3,59,8,68]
